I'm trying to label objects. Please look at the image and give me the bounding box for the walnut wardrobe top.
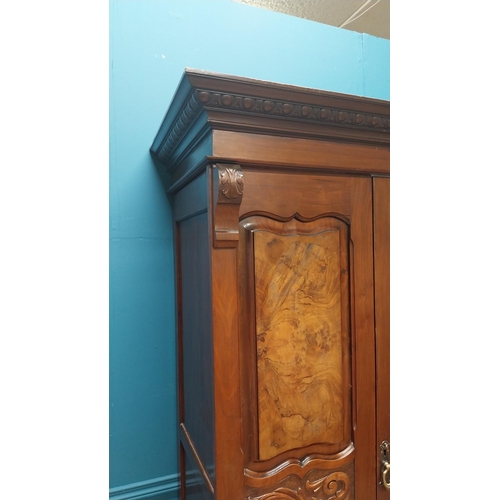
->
[150,69,390,194]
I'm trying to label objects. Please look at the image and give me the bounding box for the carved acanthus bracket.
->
[212,163,244,248]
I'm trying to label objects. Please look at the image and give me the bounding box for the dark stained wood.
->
[350,178,377,500]
[238,221,259,462]
[185,70,384,152]
[185,69,388,114]
[174,170,208,222]
[245,460,355,500]
[150,70,389,500]
[236,175,376,499]
[176,222,187,500]
[150,70,389,181]
[168,133,213,195]
[209,163,246,499]
[240,171,353,221]
[211,130,389,175]
[177,211,216,493]
[244,442,355,487]
[373,177,390,500]
[210,247,245,499]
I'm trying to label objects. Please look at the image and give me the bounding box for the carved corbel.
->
[212,163,244,248]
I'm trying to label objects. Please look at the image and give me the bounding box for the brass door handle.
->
[381,460,390,490]
[380,440,390,490]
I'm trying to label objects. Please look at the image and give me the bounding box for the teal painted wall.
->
[109,0,389,495]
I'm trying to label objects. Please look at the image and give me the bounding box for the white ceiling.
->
[232,0,389,39]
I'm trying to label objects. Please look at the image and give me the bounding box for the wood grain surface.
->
[151,70,389,499]
[373,177,390,500]
[253,220,348,460]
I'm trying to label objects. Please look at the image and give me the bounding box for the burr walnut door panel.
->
[238,171,376,500]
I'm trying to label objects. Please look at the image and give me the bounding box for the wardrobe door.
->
[238,170,377,500]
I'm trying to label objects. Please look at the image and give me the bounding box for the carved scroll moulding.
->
[246,470,351,500]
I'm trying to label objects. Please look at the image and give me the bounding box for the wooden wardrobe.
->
[150,70,390,500]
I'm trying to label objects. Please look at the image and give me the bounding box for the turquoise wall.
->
[109,0,389,497]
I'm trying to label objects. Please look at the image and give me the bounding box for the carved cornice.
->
[155,91,202,163]
[151,71,390,167]
[195,89,389,132]
[151,70,390,185]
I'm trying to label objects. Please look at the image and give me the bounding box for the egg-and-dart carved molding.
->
[155,86,389,164]
[195,89,389,132]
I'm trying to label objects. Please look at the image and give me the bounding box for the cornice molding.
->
[155,91,202,165]
[150,69,390,170]
[195,88,389,132]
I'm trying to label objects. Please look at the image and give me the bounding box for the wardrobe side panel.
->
[176,173,216,496]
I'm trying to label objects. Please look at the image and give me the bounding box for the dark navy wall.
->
[109,0,389,497]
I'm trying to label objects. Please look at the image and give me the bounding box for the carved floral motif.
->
[212,164,244,248]
[218,164,244,200]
